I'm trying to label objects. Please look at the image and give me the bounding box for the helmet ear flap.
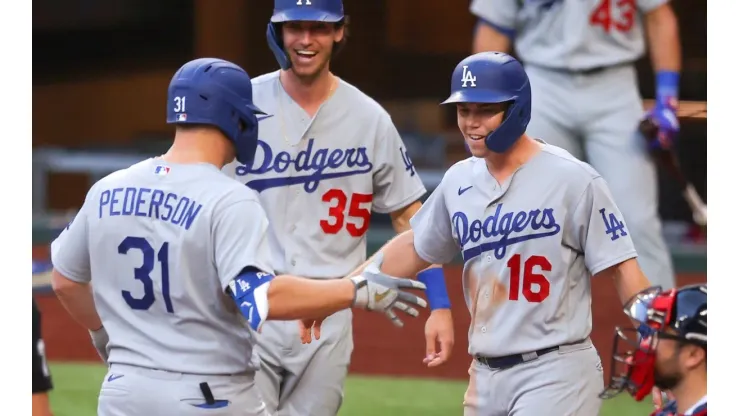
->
[267,22,292,70]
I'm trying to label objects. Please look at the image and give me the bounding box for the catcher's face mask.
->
[600,286,677,401]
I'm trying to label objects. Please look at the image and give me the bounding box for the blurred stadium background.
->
[32,1,706,415]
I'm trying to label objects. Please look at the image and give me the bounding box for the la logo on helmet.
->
[461,66,477,88]
[296,0,312,5]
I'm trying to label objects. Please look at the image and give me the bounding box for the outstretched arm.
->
[228,259,428,333]
[594,258,652,307]
[359,184,460,367]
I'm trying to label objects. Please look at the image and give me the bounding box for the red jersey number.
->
[506,254,552,303]
[320,189,373,237]
[590,0,636,33]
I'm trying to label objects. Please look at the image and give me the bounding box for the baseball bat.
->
[639,119,707,227]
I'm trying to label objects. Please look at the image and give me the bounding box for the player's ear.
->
[682,344,706,371]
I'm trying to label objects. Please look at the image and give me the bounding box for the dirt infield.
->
[34,264,705,382]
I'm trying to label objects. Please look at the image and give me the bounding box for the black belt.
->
[529,61,634,76]
[475,345,560,370]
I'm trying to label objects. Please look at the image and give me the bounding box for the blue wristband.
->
[417,267,451,310]
[656,70,680,103]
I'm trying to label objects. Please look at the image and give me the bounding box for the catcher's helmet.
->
[166,58,265,165]
[600,284,707,401]
[266,0,345,70]
[441,52,531,153]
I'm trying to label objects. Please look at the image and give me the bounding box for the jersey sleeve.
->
[212,196,275,291]
[567,177,637,276]
[50,192,94,284]
[370,114,427,214]
[409,185,459,264]
[470,0,519,32]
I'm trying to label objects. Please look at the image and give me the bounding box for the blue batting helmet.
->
[166,58,265,165]
[441,52,532,153]
[266,0,345,70]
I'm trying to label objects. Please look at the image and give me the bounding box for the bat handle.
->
[683,184,707,227]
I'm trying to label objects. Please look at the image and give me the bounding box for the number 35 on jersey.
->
[320,189,373,237]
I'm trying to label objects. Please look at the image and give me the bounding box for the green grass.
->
[47,362,653,416]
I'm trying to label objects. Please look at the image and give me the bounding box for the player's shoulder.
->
[205,170,263,210]
[437,157,479,187]
[250,70,280,88]
[539,141,602,181]
[336,77,394,122]
[89,158,154,192]
[446,157,479,175]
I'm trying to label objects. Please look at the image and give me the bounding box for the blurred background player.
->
[601,284,706,415]
[469,0,682,290]
[224,1,455,414]
[49,57,428,416]
[33,296,54,416]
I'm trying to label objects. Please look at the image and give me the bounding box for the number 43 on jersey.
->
[589,0,636,33]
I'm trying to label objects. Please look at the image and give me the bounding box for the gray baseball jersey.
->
[222,71,426,416]
[470,0,668,70]
[51,157,274,375]
[224,71,426,279]
[410,143,637,357]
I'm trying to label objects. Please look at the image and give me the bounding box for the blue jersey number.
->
[118,236,174,313]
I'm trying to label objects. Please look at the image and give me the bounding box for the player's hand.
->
[299,316,326,344]
[640,97,679,151]
[89,326,110,364]
[349,253,428,327]
[422,308,454,367]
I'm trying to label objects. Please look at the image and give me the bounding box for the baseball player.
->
[223,1,455,415]
[32,297,54,416]
[351,51,657,416]
[600,284,706,415]
[469,0,682,290]
[49,57,428,416]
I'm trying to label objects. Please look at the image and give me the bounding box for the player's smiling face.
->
[456,102,507,157]
[282,21,344,79]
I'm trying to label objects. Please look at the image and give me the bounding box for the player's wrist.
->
[349,276,369,309]
[655,70,680,106]
[417,267,451,310]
